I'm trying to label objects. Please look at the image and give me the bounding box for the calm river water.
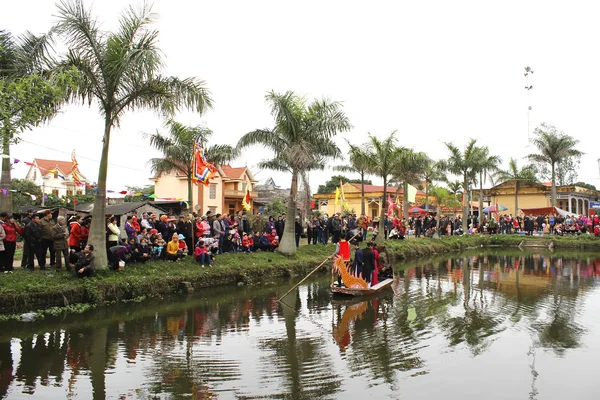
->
[1,250,600,399]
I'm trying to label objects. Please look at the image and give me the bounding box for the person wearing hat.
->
[241,232,251,252]
[177,233,188,257]
[294,216,303,247]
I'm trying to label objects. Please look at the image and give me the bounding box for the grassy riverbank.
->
[0,235,599,315]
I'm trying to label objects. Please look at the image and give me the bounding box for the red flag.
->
[387,195,394,216]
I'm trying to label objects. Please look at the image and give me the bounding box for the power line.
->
[18,139,152,173]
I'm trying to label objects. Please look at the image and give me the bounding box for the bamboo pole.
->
[278,255,332,302]
[277,231,361,302]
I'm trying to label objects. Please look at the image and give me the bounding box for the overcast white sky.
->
[3,0,600,194]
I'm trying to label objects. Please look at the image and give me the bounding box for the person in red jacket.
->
[241,232,251,252]
[1,214,24,272]
[68,216,83,252]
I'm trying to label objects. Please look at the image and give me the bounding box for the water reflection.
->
[0,252,599,399]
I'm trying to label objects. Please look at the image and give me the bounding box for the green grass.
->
[1,235,599,315]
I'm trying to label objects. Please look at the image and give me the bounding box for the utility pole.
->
[524,66,534,143]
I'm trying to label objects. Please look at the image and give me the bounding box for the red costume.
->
[68,222,82,248]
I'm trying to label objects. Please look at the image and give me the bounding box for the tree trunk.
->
[279,169,298,256]
[425,180,430,213]
[88,118,112,268]
[551,162,557,207]
[187,174,193,210]
[462,175,468,232]
[89,326,108,400]
[478,171,483,227]
[376,178,387,245]
[515,181,519,217]
[434,204,441,239]
[360,172,365,216]
[403,181,409,222]
[0,127,13,213]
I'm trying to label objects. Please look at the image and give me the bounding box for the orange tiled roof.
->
[350,183,426,195]
[35,159,74,175]
[220,164,246,179]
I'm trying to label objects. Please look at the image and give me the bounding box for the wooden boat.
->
[331,278,394,296]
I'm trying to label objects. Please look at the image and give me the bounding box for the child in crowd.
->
[241,232,251,252]
[194,240,213,267]
[152,233,165,260]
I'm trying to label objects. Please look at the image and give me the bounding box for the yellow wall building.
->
[483,180,600,216]
[152,164,258,215]
[313,182,426,218]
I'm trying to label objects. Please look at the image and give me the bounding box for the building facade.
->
[25,158,90,198]
[313,183,426,217]
[152,164,258,215]
[483,180,600,216]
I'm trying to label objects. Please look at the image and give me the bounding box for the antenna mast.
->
[524,66,534,143]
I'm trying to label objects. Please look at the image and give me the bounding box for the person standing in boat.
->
[362,242,375,286]
[351,239,364,278]
[333,232,352,286]
[370,242,380,286]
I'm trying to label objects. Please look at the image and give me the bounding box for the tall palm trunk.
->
[462,174,468,232]
[279,169,298,255]
[435,204,441,239]
[0,126,13,213]
[376,180,387,244]
[514,181,519,216]
[89,118,111,268]
[478,171,483,226]
[425,182,430,213]
[360,172,365,216]
[551,162,557,206]
[403,181,409,222]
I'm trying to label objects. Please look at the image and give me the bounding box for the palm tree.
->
[49,0,213,266]
[446,180,463,201]
[430,186,461,237]
[527,124,583,206]
[392,149,428,221]
[0,31,66,212]
[145,120,237,208]
[495,158,537,216]
[422,158,444,213]
[473,147,501,222]
[441,139,484,232]
[237,90,350,256]
[365,131,404,244]
[334,141,372,215]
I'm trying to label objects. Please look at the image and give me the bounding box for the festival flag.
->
[339,180,349,211]
[242,188,252,211]
[334,187,340,205]
[387,194,394,216]
[192,142,217,186]
[71,150,83,185]
[406,183,418,203]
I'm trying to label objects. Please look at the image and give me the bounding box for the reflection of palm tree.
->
[441,259,504,355]
[533,275,583,354]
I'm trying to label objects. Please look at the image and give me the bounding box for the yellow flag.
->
[335,187,340,205]
[406,184,418,203]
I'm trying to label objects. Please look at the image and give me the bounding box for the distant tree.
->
[392,148,428,221]
[125,185,155,202]
[10,179,42,212]
[534,156,580,187]
[364,131,404,244]
[317,175,372,194]
[145,121,236,208]
[572,182,596,190]
[528,123,583,206]
[441,139,484,232]
[495,158,537,217]
[334,142,373,215]
[263,198,287,217]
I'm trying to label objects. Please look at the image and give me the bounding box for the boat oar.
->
[278,255,332,302]
[278,231,362,302]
